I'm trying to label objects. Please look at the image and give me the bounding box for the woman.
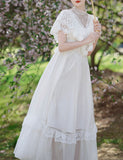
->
[13,0,101,160]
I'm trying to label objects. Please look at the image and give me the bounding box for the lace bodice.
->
[71,6,89,28]
[50,9,98,56]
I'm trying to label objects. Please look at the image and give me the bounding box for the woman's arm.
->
[87,39,98,56]
[58,30,99,52]
[87,19,101,56]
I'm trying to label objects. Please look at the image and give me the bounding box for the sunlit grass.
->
[88,51,123,73]
[97,138,123,150]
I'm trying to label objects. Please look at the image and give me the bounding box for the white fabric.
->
[13,9,98,160]
[50,9,98,55]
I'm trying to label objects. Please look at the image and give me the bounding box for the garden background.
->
[0,0,123,159]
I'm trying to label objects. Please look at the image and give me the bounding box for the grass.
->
[97,138,123,150]
[95,51,123,73]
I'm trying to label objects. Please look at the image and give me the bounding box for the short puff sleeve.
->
[50,10,70,43]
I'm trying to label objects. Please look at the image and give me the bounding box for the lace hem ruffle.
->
[42,125,97,144]
[23,119,98,144]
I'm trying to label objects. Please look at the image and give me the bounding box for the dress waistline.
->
[54,46,88,57]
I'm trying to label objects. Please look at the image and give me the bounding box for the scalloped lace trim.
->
[23,119,98,144]
[42,125,97,144]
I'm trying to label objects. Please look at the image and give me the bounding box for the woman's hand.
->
[93,19,101,39]
[83,32,99,45]
[88,32,100,42]
[86,19,101,56]
[85,19,102,44]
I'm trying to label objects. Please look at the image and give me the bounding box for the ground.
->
[92,69,123,160]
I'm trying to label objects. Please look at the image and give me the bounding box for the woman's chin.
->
[74,3,83,7]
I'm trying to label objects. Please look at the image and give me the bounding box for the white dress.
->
[13,8,98,160]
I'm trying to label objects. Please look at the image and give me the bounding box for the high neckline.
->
[71,6,87,15]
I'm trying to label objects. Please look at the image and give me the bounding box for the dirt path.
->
[92,69,123,160]
[98,143,123,160]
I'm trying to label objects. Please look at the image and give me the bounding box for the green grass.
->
[97,138,123,150]
[94,51,123,73]
[0,56,48,124]
[0,55,49,159]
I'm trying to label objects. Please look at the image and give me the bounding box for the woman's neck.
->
[74,5,86,12]
[72,6,87,15]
